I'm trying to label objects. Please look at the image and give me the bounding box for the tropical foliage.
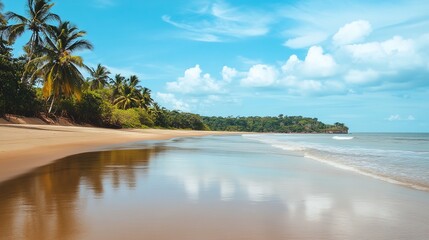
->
[30,21,93,113]
[113,75,142,109]
[202,115,349,133]
[3,0,59,60]
[0,47,41,116]
[0,0,348,133]
[88,64,111,90]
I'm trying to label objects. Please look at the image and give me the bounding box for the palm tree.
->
[0,1,8,51]
[88,64,111,90]
[151,102,168,127]
[110,74,125,101]
[140,87,153,110]
[28,21,93,113]
[128,75,141,90]
[113,75,142,109]
[4,0,60,57]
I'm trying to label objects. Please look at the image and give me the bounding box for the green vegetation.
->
[202,115,348,133]
[0,0,348,133]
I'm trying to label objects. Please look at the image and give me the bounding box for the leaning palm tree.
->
[28,21,93,113]
[88,64,111,90]
[4,0,59,57]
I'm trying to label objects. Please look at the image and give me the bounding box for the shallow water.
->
[245,133,429,190]
[1,135,429,240]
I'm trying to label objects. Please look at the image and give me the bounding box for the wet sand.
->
[0,135,428,239]
[0,124,235,182]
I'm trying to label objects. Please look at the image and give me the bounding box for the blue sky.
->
[4,0,429,132]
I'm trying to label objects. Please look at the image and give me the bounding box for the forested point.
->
[0,0,348,134]
[203,116,348,133]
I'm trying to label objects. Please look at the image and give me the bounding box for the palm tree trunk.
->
[48,95,55,114]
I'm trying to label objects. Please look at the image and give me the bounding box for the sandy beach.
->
[0,124,234,183]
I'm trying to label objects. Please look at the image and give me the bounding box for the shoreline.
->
[0,124,238,183]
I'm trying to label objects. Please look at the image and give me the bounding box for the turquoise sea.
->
[245,133,429,191]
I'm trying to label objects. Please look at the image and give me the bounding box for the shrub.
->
[134,108,154,127]
[58,91,113,126]
[110,108,142,128]
[75,91,104,125]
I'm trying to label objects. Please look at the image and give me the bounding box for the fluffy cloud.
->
[333,20,372,45]
[166,65,223,94]
[222,66,238,82]
[241,64,278,87]
[282,46,337,78]
[165,30,428,99]
[344,69,379,84]
[343,36,420,69]
[238,46,342,94]
[280,76,345,95]
[156,93,190,111]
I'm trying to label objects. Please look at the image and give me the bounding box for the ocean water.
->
[244,133,429,191]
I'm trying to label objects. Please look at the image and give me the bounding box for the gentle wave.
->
[303,152,429,192]
[332,136,354,140]
[244,134,429,192]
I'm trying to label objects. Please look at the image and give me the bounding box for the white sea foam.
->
[244,133,429,192]
[303,152,429,192]
[332,136,354,140]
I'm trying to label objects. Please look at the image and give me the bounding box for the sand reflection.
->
[0,147,163,240]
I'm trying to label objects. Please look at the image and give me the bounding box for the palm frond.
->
[67,39,93,52]
[5,12,28,23]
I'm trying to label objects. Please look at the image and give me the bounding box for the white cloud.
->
[162,2,272,42]
[166,65,223,94]
[164,25,428,98]
[221,66,238,82]
[241,64,278,87]
[281,76,323,93]
[282,55,300,73]
[345,69,379,84]
[284,32,328,49]
[344,36,420,69]
[238,46,342,94]
[387,114,416,121]
[303,46,338,77]
[388,114,401,121]
[282,46,337,78]
[333,20,372,45]
[279,0,429,50]
[237,56,263,66]
[156,93,190,112]
[279,76,345,96]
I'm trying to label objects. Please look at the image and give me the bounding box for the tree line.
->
[0,0,209,130]
[0,0,348,133]
[203,115,348,133]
